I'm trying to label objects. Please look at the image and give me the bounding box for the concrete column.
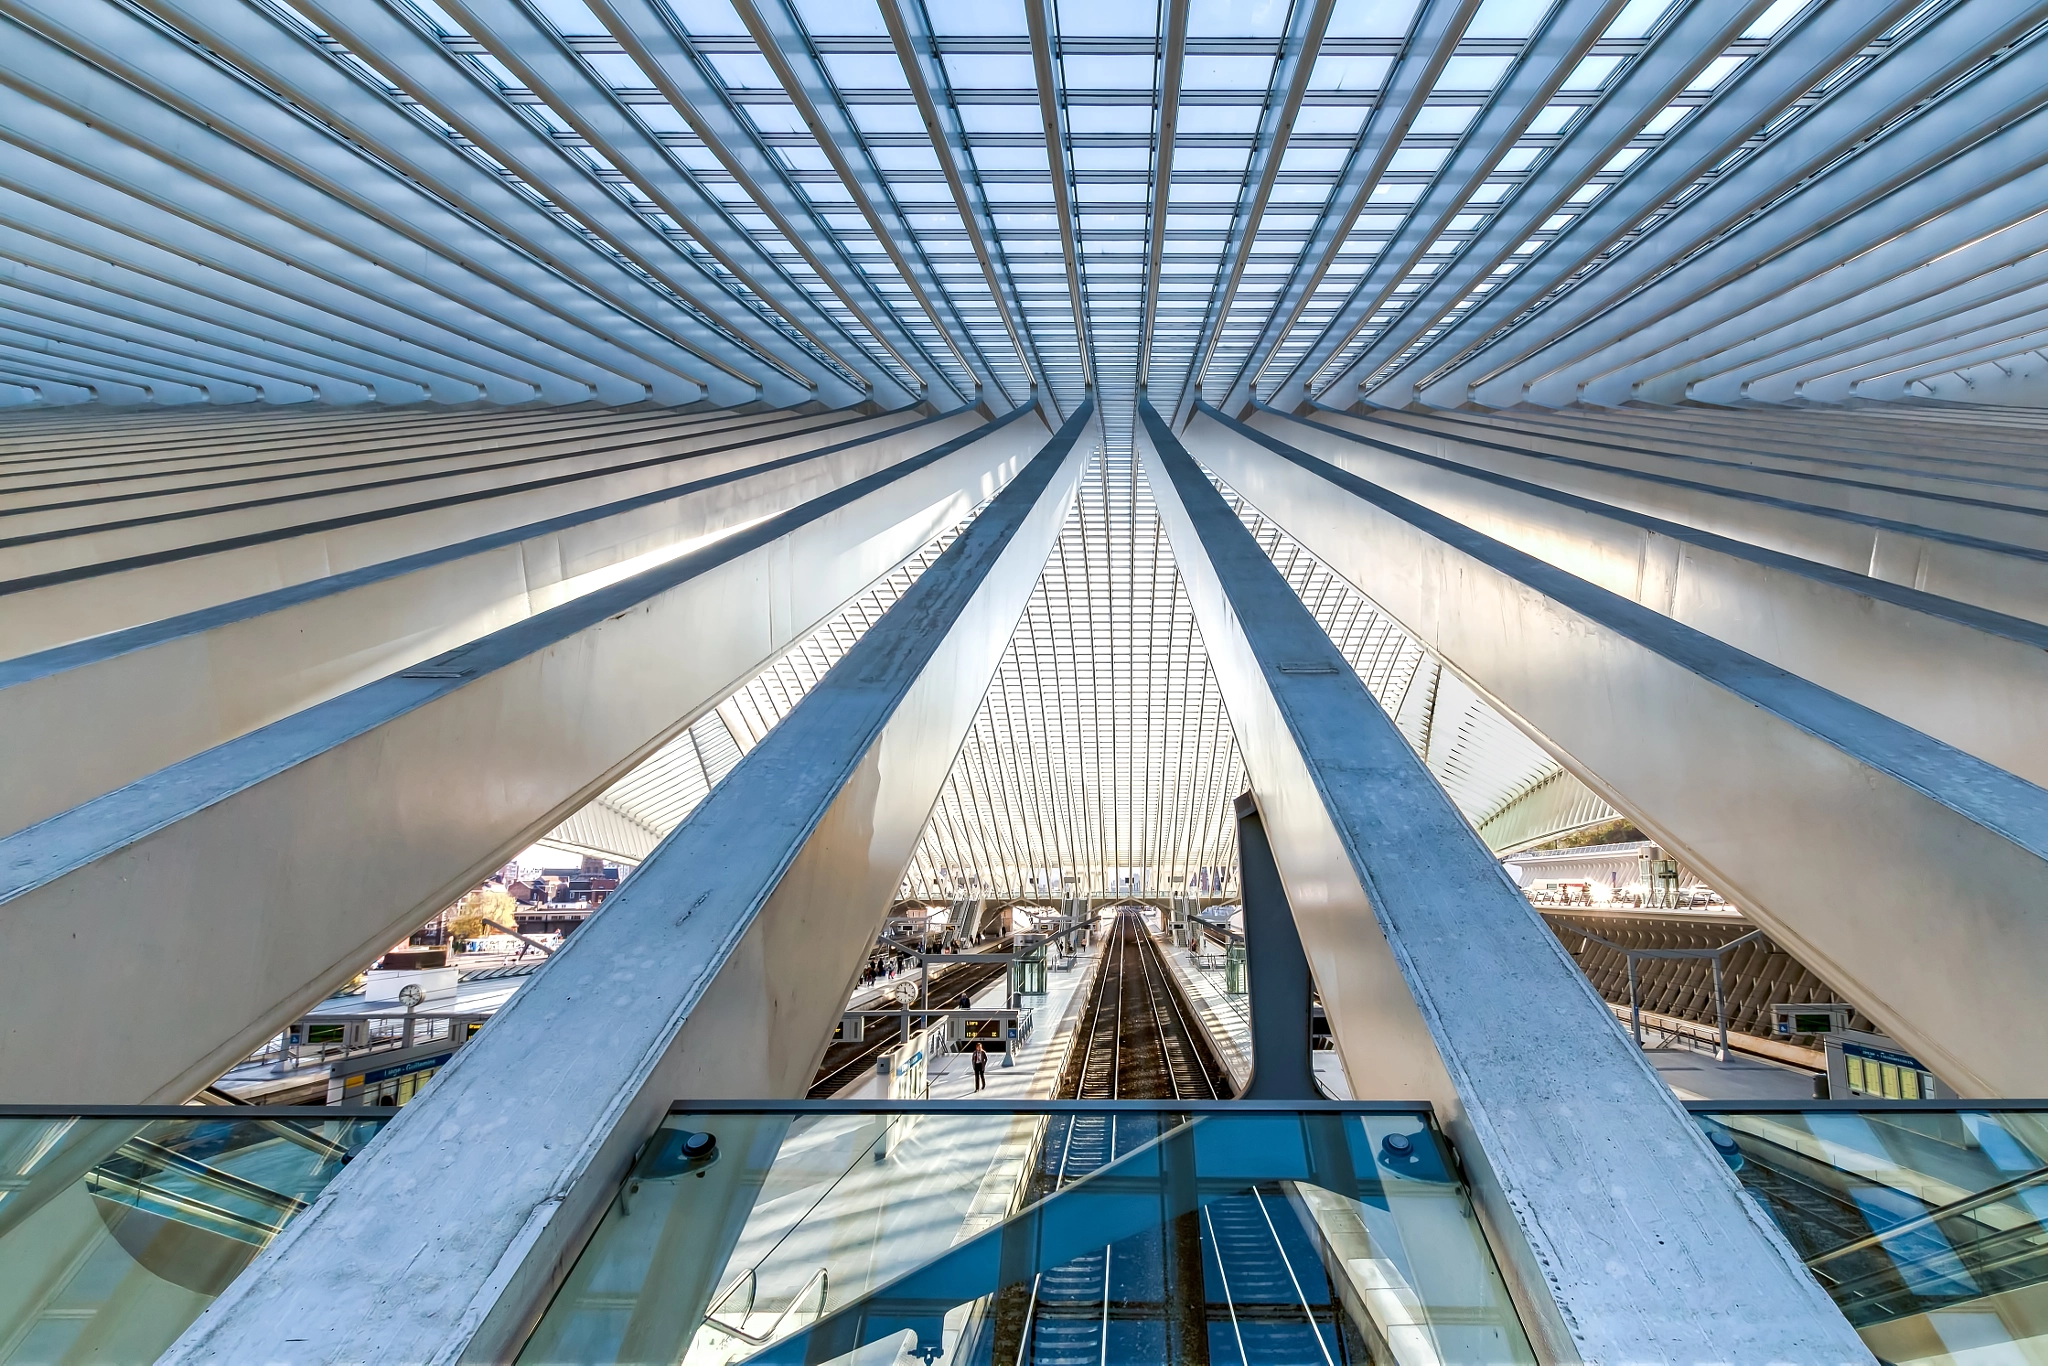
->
[163,398,1093,1366]
[0,404,1051,1105]
[1139,400,1872,1363]
[1187,403,2048,1099]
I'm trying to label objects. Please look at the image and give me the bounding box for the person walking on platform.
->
[971,1042,988,1092]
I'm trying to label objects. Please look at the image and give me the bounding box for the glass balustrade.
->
[1695,1103,2048,1365]
[0,1107,388,1362]
[519,1102,1533,1366]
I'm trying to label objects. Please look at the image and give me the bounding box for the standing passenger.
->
[971,1042,988,1092]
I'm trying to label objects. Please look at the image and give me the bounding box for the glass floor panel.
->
[1698,1105,2048,1366]
[520,1103,1533,1365]
[0,1109,388,1364]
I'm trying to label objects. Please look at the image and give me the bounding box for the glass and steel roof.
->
[5,0,2042,896]
[8,1,2041,420]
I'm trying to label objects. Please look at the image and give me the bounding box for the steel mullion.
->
[1137,0,1190,395]
[0,9,714,404]
[434,0,917,404]
[591,0,972,406]
[0,81,628,402]
[1387,0,1971,403]
[1493,45,2048,406]
[885,0,1049,406]
[134,0,825,406]
[0,280,370,402]
[1169,0,1337,427]
[0,245,439,402]
[1025,0,1094,392]
[728,0,1002,406]
[1247,0,1634,414]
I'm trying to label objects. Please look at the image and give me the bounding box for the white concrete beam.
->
[0,408,904,656]
[1185,404,2048,1099]
[1139,401,1869,1363]
[0,404,1050,1106]
[0,408,978,836]
[162,399,1092,1366]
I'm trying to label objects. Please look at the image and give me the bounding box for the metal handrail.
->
[1806,1162,2048,1273]
[704,1266,829,1345]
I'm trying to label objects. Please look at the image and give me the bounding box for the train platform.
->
[924,934,1102,1100]
[1155,929,1353,1099]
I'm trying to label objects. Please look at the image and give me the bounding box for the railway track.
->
[989,911,1361,1363]
[1066,910,1231,1101]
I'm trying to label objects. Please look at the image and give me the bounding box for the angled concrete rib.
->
[163,398,1094,1366]
[0,406,917,653]
[0,402,1052,1106]
[1244,405,2048,789]
[0,407,979,836]
[1184,402,2048,1100]
[1138,399,1871,1363]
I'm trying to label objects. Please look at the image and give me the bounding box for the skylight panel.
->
[1189,0,1290,38]
[1288,105,1368,136]
[1064,54,1157,89]
[1390,146,1450,172]
[1327,0,1423,38]
[529,0,603,31]
[793,0,890,36]
[942,53,1038,88]
[1184,54,1282,89]
[959,106,1044,133]
[1411,105,1480,135]
[1465,0,1556,40]
[583,54,653,89]
[1687,55,1748,92]
[1601,0,1676,39]
[1639,104,1688,136]
[1067,107,1154,134]
[847,104,925,134]
[1435,56,1515,91]
[1309,55,1391,92]
[1560,55,1622,91]
[468,53,524,91]
[1744,0,1809,38]
[742,103,809,133]
[705,52,781,89]
[821,54,910,90]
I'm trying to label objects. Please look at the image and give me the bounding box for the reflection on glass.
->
[1702,1108,2048,1365]
[0,1112,386,1363]
[521,1106,1532,1364]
